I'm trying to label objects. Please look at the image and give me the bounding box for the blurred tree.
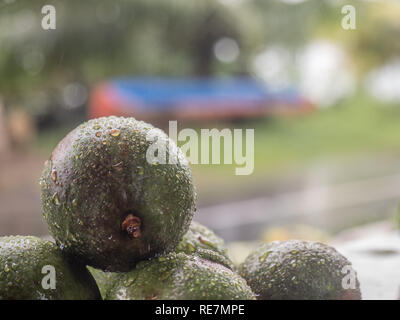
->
[0,0,264,104]
[1,0,399,111]
[251,0,400,76]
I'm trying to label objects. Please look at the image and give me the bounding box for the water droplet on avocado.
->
[137,166,144,175]
[110,129,120,137]
[51,170,57,182]
[124,277,136,287]
[259,251,271,262]
[53,193,60,206]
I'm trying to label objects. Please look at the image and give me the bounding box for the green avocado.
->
[0,236,101,300]
[176,221,235,271]
[40,116,196,272]
[89,222,235,299]
[106,253,255,300]
[239,240,362,300]
[87,266,118,299]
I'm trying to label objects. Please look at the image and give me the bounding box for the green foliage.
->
[0,0,263,100]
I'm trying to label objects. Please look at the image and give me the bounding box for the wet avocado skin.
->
[239,240,362,300]
[0,236,101,300]
[176,221,236,271]
[105,253,255,300]
[87,266,117,299]
[40,116,196,272]
[89,222,236,299]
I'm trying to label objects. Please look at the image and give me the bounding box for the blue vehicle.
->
[89,77,313,120]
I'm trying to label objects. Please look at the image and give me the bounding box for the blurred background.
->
[1,0,400,298]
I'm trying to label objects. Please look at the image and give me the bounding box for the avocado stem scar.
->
[122,214,142,238]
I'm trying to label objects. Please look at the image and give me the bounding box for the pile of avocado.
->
[0,116,362,300]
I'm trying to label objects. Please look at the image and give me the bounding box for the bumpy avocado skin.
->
[88,222,235,299]
[40,116,196,272]
[176,221,235,271]
[239,240,361,300]
[0,236,101,300]
[106,253,255,300]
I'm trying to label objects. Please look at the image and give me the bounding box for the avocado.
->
[0,236,101,300]
[106,252,255,300]
[87,266,119,299]
[239,240,361,300]
[88,222,234,298]
[40,116,196,272]
[176,221,235,270]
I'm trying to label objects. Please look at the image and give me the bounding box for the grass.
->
[252,93,400,172]
[198,93,400,172]
[188,93,400,202]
